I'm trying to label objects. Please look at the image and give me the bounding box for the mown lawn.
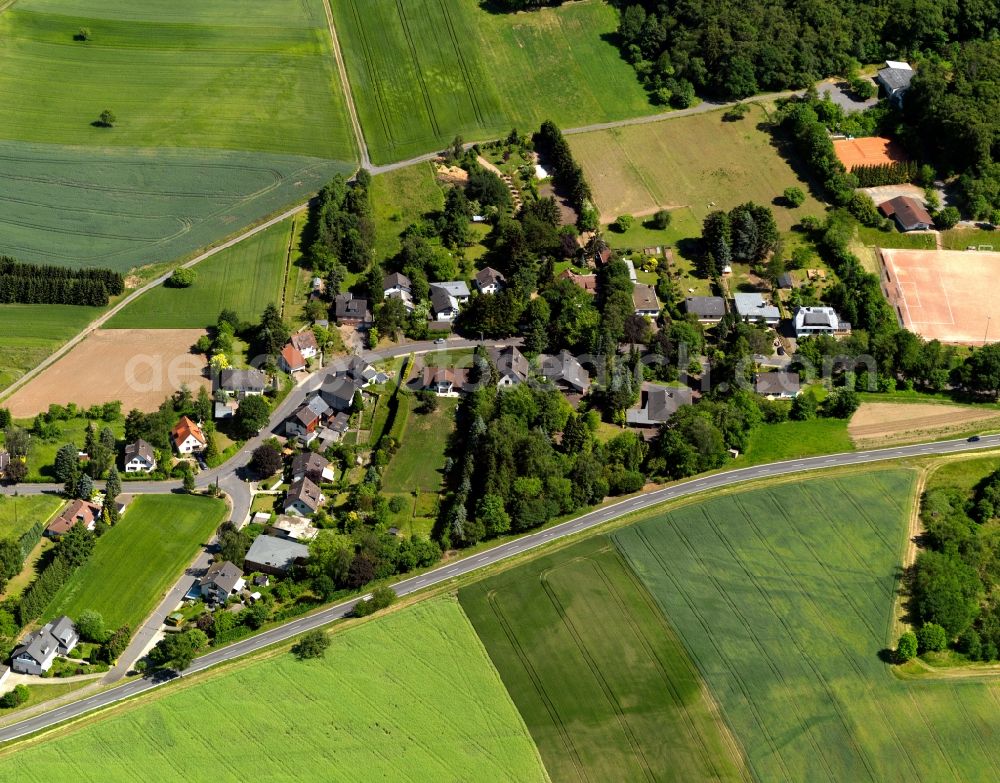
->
[332,0,657,163]
[42,494,226,630]
[0,304,103,393]
[106,218,293,329]
[612,470,1000,781]
[382,398,457,494]
[0,495,63,542]
[9,415,125,483]
[460,536,749,782]
[1,599,547,782]
[743,418,853,464]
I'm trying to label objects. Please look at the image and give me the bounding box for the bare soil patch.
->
[5,329,210,417]
[848,401,1000,447]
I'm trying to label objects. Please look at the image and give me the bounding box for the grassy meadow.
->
[371,162,445,261]
[613,470,1000,781]
[42,494,226,630]
[0,495,63,542]
[569,104,825,229]
[382,397,457,495]
[460,536,749,782]
[743,418,853,464]
[0,304,103,392]
[107,217,294,329]
[332,0,657,163]
[2,599,547,782]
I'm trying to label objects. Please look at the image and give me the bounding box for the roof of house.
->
[334,292,372,322]
[877,62,914,92]
[14,616,75,664]
[47,499,101,536]
[420,366,468,391]
[627,385,693,426]
[683,296,726,318]
[285,477,323,513]
[344,355,377,382]
[475,267,505,288]
[266,516,320,541]
[430,286,459,315]
[434,281,470,298]
[124,439,155,464]
[201,560,244,595]
[218,368,266,393]
[595,245,612,264]
[49,615,77,647]
[383,272,412,292]
[632,283,660,313]
[171,416,206,448]
[244,534,310,571]
[488,345,529,383]
[292,452,330,482]
[755,372,801,396]
[330,411,350,432]
[281,344,305,371]
[321,374,361,411]
[733,293,781,321]
[557,269,598,293]
[290,331,319,354]
[292,404,320,429]
[539,350,591,393]
[878,196,933,228]
[777,273,796,289]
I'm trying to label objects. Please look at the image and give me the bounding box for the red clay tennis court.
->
[879,248,1000,344]
[833,137,908,170]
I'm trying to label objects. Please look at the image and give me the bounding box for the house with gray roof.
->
[475,267,505,294]
[876,60,914,108]
[538,351,591,395]
[793,306,850,337]
[11,616,78,675]
[430,285,460,322]
[383,272,414,311]
[733,293,780,326]
[199,561,245,604]
[754,371,801,400]
[216,368,267,399]
[123,439,156,473]
[626,384,693,431]
[334,293,372,326]
[320,374,362,412]
[683,296,726,324]
[284,477,324,517]
[632,284,661,318]
[291,452,334,484]
[244,534,310,576]
[488,345,530,387]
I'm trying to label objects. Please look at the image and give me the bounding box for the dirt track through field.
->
[5,330,210,418]
[849,402,1000,446]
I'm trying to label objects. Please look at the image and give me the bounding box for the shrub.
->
[75,610,106,643]
[612,214,634,233]
[291,629,330,660]
[166,268,196,288]
[0,685,29,709]
[722,103,750,121]
[917,622,948,653]
[97,109,116,128]
[651,209,671,230]
[352,585,396,618]
[896,631,918,662]
[783,187,806,207]
[935,206,961,229]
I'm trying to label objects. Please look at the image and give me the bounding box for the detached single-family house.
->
[418,366,468,396]
[341,355,378,386]
[683,296,726,324]
[733,293,781,326]
[632,284,661,318]
[435,281,470,304]
[291,452,335,484]
[755,372,801,400]
[383,272,415,311]
[430,285,460,322]
[793,306,851,338]
[878,196,933,232]
[265,515,320,542]
[290,331,320,360]
[876,60,914,108]
[280,343,307,374]
[320,374,362,413]
[538,351,592,396]
[334,293,372,326]
[557,269,598,294]
[627,384,693,431]
[285,395,331,440]
[488,345,530,387]
[244,534,310,576]
[171,416,207,455]
[123,439,156,473]
[11,616,78,675]
[216,368,267,399]
[475,267,505,294]
[45,499,101,538]
[199,561,245,604]
[284,477,325,517]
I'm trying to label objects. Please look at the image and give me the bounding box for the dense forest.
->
[0,256,124,306]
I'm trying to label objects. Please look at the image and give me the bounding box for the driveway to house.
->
[2,432,1000,743]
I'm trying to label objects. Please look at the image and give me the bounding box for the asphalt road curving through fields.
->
[1,432,999,743]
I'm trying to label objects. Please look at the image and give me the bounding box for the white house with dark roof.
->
[538,351,591,396]
[430,285,460,322]
[11,616,78,675]
[290,331,319,360]
[683,296,726,324]
[123,439,156,473]
[632,284,661,318]
[216,368,267,400]
[754,371,801,400]
[488,345,529,387]
[475,267,505,294]
[627,384,693,431]
[284,477,325,517]
[199,561,245,604]
[793,306,850,338]
[383,272,415,311]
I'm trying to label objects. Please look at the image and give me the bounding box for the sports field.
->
[0,304,104,393]
[0,496,62,542]
[0,141,349,273]
[460,536,749,782]
[3,599,547,782]
[4,330,211,418]
[832,136,908,170]
[108,218,294,329]
[879,248,1000,344]
[42,495,226,631]
[0,0,354,158]
[569,104,825,228]
[331,0,656,163]
[615,470,1000,781]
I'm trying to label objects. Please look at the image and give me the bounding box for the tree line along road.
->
[1,432,998,744]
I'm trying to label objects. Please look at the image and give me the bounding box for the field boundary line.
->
[320,0,371,169]
[278,214,297,319]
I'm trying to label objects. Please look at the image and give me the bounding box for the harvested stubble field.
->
[42,494,227,631]
[614,470,1000,782]
[569,104,825,228]
[0,304,103,393]
[2,599,547,782]
[460,536,749,782]
[332,0,657,163]
[849,401,1000,447]
[107,217,293,329]
[3,329,210,418]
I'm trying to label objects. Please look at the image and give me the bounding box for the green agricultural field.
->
[372,162,445,261]
[615,470,1000,781]
[382,397,457,495]
[0,304,103,392]
[460,536,749,782]
[570,104,826,229]
[332,0,657,163]
[0,495,62,542]
[0,141,352,272]
[107,217,294,329]
[42,494,226,630]
[2,599,547,782]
